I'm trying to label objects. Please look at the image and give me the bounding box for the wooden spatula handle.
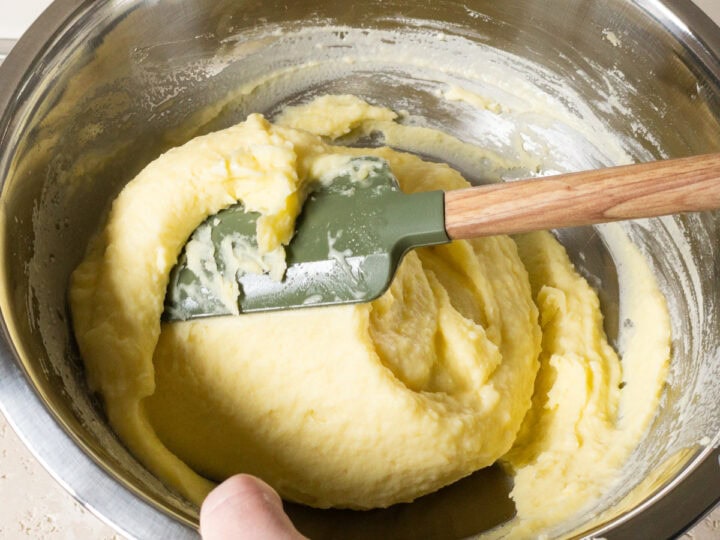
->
[444,153,720,239]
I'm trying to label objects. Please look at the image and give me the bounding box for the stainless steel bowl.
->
[1,1,719,538]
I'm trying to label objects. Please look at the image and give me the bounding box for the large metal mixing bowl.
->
[0,0,719,538]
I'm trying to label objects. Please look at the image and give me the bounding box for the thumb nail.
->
[200,474,305,540]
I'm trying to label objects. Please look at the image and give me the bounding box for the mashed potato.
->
[69,95,670,534]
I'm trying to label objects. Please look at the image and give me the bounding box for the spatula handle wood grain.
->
[444,153,720,239]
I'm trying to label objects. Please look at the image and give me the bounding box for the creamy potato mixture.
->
[70,95,670,535]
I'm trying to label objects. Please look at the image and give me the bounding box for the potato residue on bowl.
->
[69,95,670,535]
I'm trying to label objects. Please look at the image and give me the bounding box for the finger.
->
[200,474,306,540]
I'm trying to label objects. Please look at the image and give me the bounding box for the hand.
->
[200,474,307,539]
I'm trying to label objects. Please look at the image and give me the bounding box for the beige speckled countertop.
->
[1,1,720,538]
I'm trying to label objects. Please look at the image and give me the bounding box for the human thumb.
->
[200,474,307,540]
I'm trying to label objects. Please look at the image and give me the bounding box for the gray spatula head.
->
[163,157,448,320]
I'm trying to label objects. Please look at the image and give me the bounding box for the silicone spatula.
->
[163,153,720,320]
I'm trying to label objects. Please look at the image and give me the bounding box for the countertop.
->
[1,0,720,538]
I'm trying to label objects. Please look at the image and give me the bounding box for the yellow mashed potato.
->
[69,95,670,534]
